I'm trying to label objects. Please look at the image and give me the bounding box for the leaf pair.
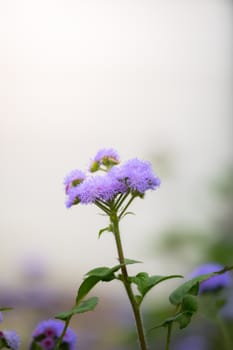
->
[153,271,222,331]
[55,259,139,321]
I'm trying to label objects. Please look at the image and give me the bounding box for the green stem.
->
[216,316,232,350]
[114,191,130,211]
[111,213,148,350]
[95,200,111,215]
[54,316,72,350]
[118,194,136,220]
[165,323,173,350]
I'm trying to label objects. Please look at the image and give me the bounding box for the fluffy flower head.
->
[0,330,20,350]
[89,148,120,172]
[189,263,232,293]
[64,169,86,194]
[65,150,161,207]
[67,173,126,206]
[31,319,77,350]
[110,158,161,194]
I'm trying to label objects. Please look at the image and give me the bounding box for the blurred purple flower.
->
[31,319,77,350]
[174,335,207,350]
[0,312,3,323]
[189,263,232,293]
[41,337,55,349]
[219,288,233,320]
[0,330,20,350]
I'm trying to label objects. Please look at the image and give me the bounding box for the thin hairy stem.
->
[118,194,136,220]
[111,212,148,350]
[216,316,232,350]
[54,316,72,350]
[114,191,130,211]
[95,200,111,215]
[165,323,173,350]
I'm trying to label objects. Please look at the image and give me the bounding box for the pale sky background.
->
[0,0,232,291]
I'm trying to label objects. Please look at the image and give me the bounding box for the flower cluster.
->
[0,313,20,350]
[64,148,160,208]
[189,263,232,293]
[30,319,77,350]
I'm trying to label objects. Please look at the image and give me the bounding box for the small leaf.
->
[169,273,216,305]
[182,295,198,313]
[0,307,13,312]
[150,313,184,330]
[86,267,115,279]
[135,295,142,305]
[76,276,100,304]
[177,312,192,329]
[121,211,135,219]
[150,311,193,331]
[98,225,113,238]
[76,264,126,304]
[130,272,183,303]
[123,258,142,265]
[55,297,98,320]
[73,297,98,313]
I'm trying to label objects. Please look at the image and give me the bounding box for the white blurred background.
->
[0,0,232,291]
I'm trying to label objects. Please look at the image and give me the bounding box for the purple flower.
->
[189,263,232,293]
[109,158,161,195]
[31,319,77,350]
[64,169,86,194]
[71,174,126,205]
[41,337,55,349]
[174,335,207,350]
[0,312,3,323]
[65,151,161,207]
[89,148,120,172]
[0,330,20,350]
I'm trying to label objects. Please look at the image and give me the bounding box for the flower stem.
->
[111,212,148,350]
[54,316,71,350]
[165,323,172,350]
[216,316,232,350]
[118,194,136,220]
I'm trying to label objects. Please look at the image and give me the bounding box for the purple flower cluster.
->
[65,149,160,208]
[189,263,232,293]
[0,313,20,350]
[0,330,20,350]
[31,319,77,350]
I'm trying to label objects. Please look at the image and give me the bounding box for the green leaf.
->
[150,311,193,331]
[76,276,100,304]
[169,273,216,305]
[182,295,198,313]
[55,297,98,321]
[76,260,143,305]
[85,264,122,281]
[98,225,113,238]
[130,272,183,303]
[121,211,135,219]
[150,313,183,329]
[0,307,13,312]
[76,263,128,304]
[123,258,142,265]
[177,312,192,329]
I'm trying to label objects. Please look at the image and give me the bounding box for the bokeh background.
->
[0,0,232,349]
